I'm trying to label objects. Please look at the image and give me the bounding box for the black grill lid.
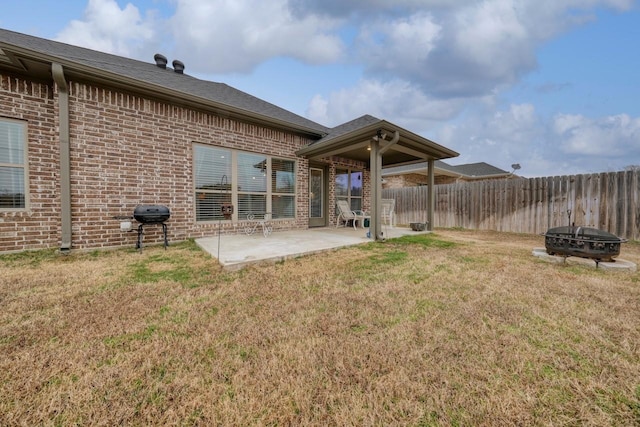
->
[133,205,170,224]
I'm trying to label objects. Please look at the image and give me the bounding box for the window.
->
[335,168,362,212]
[193,144,296,221]
[194,145,232,221]
[237,152,267,219]
[271,158,295,219]
[0,119,27,210]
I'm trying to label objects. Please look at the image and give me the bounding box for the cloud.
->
[53,0,635,93]
[288,0,467,18]
[357,12,442,77]
[433,104,640,177]
[354,0,539,97]
[170,0,345,73]
[347,0,635,98]
[554,113,640,157]
[436,103,545,166]
[54,0,157,58]
[50,0,639,176]
[306,78,464,130]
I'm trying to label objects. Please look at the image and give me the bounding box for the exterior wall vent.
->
[172,60,185,74]
[154,53,167,69]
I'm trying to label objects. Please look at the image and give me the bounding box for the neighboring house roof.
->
[453,162,510,177]
[382,160,510,179]
[0,28,329,136]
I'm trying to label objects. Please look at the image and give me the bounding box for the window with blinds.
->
[0,119,27,210]
[194,145,232,221]
[271,158,295,219]
[237,152,267,219]
[193,143,296,222]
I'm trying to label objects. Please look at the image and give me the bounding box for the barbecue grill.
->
[133,205,170,250]
[543,210,626,263]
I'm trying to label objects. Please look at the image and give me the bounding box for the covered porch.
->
[197,226,428,271]
[297,115,458,240]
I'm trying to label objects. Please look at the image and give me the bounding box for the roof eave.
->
[296,120,458,160]
[0,42,326,138]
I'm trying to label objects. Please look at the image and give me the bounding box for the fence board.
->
[382,170,640,240]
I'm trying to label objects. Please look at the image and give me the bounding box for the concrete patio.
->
[196,226,428,270]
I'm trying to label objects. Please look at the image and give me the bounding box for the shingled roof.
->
[382,160,509,178]
[0,28,329,136]
[0,27,458,166]
[315,114,382,143]
[453,162,510,177]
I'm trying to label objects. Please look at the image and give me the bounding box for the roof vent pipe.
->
[154,53,167,69]
[172,60,185,74]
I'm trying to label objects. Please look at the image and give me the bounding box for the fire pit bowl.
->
[544,225,625,262]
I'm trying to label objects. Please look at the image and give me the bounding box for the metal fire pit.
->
[543,211,626,263]
[133,205,170,250]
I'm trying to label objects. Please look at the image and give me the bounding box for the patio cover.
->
[296,115,459,240]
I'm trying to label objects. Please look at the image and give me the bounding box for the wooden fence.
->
[382,171,640,240]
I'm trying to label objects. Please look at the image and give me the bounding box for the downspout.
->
[52,63,72,252]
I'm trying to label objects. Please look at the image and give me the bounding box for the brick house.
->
[0,28,458,253]
[382,161,512,189]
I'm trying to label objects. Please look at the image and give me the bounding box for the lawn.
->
[1,229,639,426]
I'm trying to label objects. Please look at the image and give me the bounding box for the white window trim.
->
[0,118,29,212]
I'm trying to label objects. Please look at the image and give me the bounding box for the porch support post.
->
[370,131,399,240]
[427,158,435,231]
[370,137,381,240]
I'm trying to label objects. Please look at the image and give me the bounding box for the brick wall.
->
[1,72,320,252]
[0,74,58,252]
[68,81,317,250]
[383,173,429,189]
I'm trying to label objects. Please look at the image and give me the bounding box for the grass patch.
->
[0,248,60,267]
[121,241,216,288]
[387,233,457,248]
[368,249,408,265]
[103,324,159,348]
[1,229,639,425]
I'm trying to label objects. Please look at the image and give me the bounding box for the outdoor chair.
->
[336,200,369,229]
[381,198,395,227]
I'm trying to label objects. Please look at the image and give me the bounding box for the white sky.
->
[2,0,640,177]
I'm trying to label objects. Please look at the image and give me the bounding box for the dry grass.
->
[1,230,639,426]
